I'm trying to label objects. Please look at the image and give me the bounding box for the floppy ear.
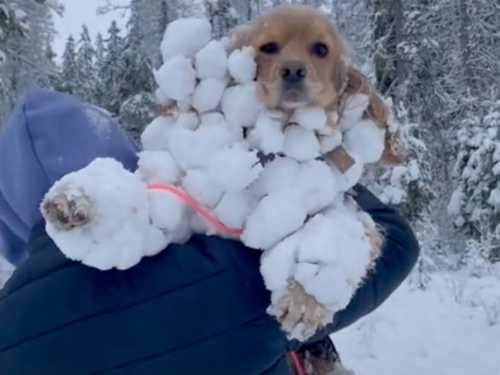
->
[340,66,405,165]
[229,24,254,51]
[379,129,406,165]
[333,59,349,95]
[343,65,371,97]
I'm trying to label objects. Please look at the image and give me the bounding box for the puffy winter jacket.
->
[0,90,419,374]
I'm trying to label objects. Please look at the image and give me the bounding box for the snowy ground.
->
[334,271,500,375]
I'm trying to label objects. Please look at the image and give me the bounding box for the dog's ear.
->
[333,59,349,95]
[343,65,371,96]
[341,66,405,165]
[380,129,406,165]
[229,24,254,51]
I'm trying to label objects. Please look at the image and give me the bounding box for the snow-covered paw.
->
[42,190,94,231]
[273,280,330,340]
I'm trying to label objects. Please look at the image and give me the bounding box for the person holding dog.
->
[0,89,419,374]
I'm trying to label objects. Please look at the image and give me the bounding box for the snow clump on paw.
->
[42,158,168,271]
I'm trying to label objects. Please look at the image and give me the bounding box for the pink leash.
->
[288,352,307,375]
[147,183,243,236]
[147,183,306,375]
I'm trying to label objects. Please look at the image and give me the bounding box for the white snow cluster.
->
[42,18,391,340]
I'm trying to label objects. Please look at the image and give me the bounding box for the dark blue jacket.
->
[0,90,419,374]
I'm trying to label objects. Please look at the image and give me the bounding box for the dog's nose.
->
[280,62,307,84]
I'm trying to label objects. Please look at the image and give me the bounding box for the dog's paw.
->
[42,189,94,231]
[273,280,331,340]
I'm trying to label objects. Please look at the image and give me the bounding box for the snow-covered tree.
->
[94,32,107,106]
[57,35,78,95]
[75,25,97,103]
[449,100,500,263]
[99,20,125,114]
[0,0,59,125]
[205,0,238,39]
[117,0,156,137]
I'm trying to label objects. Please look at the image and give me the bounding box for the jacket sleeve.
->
[292,184,420,348]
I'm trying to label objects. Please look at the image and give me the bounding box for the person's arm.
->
[291,184,420,348]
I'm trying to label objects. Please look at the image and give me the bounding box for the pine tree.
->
[100,20,125,114]
[94,33,107,106]
[0,0,58,124]
[118,0,156,140]
[449,99,500,263]
[76,25,97,103]
[58,35,78,94]
[205,0,239,39]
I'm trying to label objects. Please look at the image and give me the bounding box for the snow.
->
[140,116,175,151]
[214,192,256,229]
[448,188,464,216]
[338,94,370,131]
[42,158,168,270]
[320,131,343,154]
[242,189,307,249]
[136,150,180,184]
[227,47,257,84]
[176,111,200,131]
[222,83,263,127]
[251,157,301,198]
[488,188,500,210]
[283,125,321,161]
[161,18,211,60]
[192,78,226,113]
[155,56,196,101]
[291,106,327,130]
[182,169,223,208]
[207,145,263,193]
[248,111,286,154]
[334,273,500,375]
[296,160,338,213]
[493,162,500,175]
[344,120,386,163]
[195,40,228,80]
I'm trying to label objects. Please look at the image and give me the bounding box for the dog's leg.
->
[274,280,331,340]
[42,190,95,231]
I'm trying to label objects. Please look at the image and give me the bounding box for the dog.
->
[231,5,394,370]
[231,5,402,166]
[44,9,394,371]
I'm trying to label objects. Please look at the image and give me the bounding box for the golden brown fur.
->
[232,5,403,164]
[232,8,390,364]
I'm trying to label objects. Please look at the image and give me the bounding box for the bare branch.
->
[96,0,130,16]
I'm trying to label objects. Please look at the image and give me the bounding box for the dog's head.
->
[232,6,348,111]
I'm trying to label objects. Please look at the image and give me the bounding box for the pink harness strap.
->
[147,183,243,236]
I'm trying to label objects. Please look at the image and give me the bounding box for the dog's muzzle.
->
[279,62,309,108]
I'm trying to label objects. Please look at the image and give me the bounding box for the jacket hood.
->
[0,89,138,265]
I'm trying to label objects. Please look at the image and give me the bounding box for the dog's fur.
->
[232,5,402,165]
[232,6,392,371]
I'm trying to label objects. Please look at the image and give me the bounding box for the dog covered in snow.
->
[42,6,400,356]
[231,5,402,165]
[230,5,395,342]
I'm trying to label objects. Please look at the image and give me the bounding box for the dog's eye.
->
[260,42,280,55]
[312,42,329,58]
